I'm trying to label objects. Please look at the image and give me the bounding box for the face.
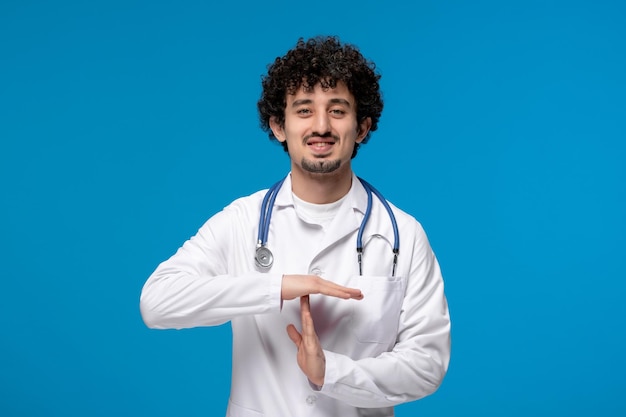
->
[270,81,371,180]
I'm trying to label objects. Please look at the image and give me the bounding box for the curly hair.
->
[257,36,383,158]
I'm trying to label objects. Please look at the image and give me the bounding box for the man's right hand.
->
[281,274,363,301]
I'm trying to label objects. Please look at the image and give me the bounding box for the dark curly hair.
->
[257,36,383,158]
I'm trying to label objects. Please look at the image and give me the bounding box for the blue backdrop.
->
[1,1,624,416]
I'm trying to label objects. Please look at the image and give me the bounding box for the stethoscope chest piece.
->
[255,245,274,269]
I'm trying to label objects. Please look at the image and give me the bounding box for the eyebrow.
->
[290,98,353,108]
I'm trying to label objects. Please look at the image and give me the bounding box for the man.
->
[140,36,450,417]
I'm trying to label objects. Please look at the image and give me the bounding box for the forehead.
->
[286,81,355,105]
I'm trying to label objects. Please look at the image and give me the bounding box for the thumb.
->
[286,324,302,345]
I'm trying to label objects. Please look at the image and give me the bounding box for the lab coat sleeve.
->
[318,223,451,408]
[140,200,283,330]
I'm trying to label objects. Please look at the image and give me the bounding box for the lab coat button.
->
[306,395,317,405]
[310,268,322,276]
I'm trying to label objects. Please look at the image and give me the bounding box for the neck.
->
[290,164,353,204]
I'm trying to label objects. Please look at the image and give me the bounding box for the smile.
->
[311,142,333,149]
[307,141,334,155]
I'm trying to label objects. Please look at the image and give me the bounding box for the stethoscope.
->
[255,177,400,276]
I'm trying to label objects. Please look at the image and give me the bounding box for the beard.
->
[301,158,342,174]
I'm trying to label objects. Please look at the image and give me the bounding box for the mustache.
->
[303,132,339,144]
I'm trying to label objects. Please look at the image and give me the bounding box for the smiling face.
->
[270,81,371,194]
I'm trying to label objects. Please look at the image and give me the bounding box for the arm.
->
[140,202,363,330]
[140,206,284,329]
[292,223,451,408]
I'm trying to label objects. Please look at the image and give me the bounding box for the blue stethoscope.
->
[255,177,400,276]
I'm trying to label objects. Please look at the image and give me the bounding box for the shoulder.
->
[199,189,267,231]
[213,189,267,225]
[383,199,434,255]
[224,189,267,212]
[386,200,426,233]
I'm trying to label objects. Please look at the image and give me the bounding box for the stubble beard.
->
[301,158,342,174]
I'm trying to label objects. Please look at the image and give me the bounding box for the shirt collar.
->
[273,172,369,214]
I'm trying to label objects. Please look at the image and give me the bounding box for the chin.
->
[300,158,342,174]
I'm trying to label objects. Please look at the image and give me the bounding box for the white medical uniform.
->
[140,173,450,417]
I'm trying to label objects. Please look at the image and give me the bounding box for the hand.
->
[286,295,325,387]
[281,274,363,301]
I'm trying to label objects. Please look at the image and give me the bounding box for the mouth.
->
[306,137,336,154]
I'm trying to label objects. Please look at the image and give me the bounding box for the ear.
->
[269,116,286,142]
[356,117,372,144]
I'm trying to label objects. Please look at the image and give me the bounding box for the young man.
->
[141,36,450,417]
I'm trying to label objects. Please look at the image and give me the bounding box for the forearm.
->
[318,222,451,408]
[140,208,282,329]
[140,268,282,329]
[319,328,450,408]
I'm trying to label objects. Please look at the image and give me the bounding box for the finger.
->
[286,324,302,345]
[316,281,363,299]
[300,295,312,333]
[300,296,319,344]
[300,295,310,314]
[282,275,363,301]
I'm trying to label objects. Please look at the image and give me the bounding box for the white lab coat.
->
[140,173,450,417]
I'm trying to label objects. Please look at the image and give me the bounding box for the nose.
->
[312,111,331,136]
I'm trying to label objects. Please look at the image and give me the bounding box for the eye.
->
[296,108,312,115]
[330,108,346,116]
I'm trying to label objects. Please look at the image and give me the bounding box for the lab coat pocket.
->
[350,275,404,344]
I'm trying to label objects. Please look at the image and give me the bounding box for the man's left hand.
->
[286,295,325,387]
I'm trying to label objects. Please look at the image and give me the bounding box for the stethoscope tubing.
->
[257,178,285,246]
[256,176,400,276]
[356,177,400,276]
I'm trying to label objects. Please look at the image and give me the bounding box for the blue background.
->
[1,1,625,416]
